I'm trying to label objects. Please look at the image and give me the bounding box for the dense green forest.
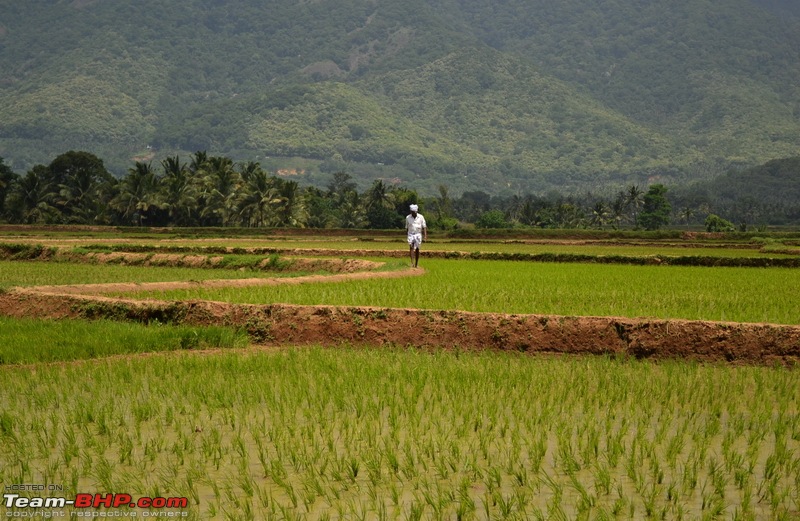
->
[0,0,798,196]
[2,151,798,229]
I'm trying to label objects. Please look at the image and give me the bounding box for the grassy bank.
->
[0,317,248,364]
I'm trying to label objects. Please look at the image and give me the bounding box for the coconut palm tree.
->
[0,159,18,221]
[625,185,644,228]
[680,206,694,229]
[189,151,209,175]
[337,190,367,229]
[304,186,334,229]
[364,179,397,229]
[434,184,454,221]
[271,179,308,227]
[237,168,278,227]
[110,162,160,226]
[45,151,115,223]
[8,166,59,224]
[590,201,610,229]
[502,194,525,225]
[159,156,197,226]
[610,191,627,230]
[197,156,240,226]
[555,202,584,228]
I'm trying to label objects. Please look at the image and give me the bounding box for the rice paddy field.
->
[121,259,800,325]
[0,228,798,520]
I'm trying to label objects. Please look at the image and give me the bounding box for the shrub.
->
[476,209,509,229]
[705,214,735,232]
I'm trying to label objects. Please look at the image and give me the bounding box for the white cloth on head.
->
[409,204,418,212]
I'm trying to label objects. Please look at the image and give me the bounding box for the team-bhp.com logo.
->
[4,492,188,517]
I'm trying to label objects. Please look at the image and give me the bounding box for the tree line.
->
[0,150,789,231]
[0,151,421,230]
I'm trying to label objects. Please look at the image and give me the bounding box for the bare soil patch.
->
[104,252,381,271]
[15,249,384,272]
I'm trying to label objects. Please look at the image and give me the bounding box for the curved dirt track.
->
[22,266,422,296]
[2,267,799,365]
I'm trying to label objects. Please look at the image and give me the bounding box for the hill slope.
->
[0,0,798,195]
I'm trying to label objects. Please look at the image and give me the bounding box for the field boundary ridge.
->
[1,288,797,365]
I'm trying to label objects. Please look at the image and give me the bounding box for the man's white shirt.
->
[406,213,426,234]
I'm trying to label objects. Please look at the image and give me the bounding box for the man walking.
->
[406,204,427,268]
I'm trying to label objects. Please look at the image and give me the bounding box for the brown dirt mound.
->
[30,250,384,272]
[1,279,798,365]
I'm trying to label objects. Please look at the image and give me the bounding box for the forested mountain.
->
[0,0,798,196]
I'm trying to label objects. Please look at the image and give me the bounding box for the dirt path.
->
[21,266,423,295]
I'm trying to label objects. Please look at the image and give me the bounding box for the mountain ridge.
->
[0,0,798,195]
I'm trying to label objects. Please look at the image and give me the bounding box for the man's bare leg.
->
[414,248,420,268]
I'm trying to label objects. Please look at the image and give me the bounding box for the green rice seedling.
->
[513,486,530,515]
[651,457,665,486]
[132,259,800,324]
[703,496,727,519]
[610,487,628,518]
[492,490,516,518]
[548,502,570,521]
[1,347,798,519]
[681,456,700,494]
[625,449,643,492]
[384,445,401,477]
[0,317,248,364]
[237,459,255,499]
[346,457,360,482]
[92,454,115,491]
[556,431,581,475]
[665,480,679,505]
[569,473,596,513]
[707,457,730,499]
[406,496,425,521]
[732,506,756,521]
[206,500,218,518]
[454,497,475,521]
[512,464,529,488]
[665,430,687,470]
[593,461,613,496]
[579,423,601,467]
[285,482,300,509]
[420,479,449,519]
[184,472,201,506]
[0,258,280,288]
[541,471,564,510]
[388,482,401,506]
[641,481,662,518]
[486,467,503,494]
[604,430,625,469]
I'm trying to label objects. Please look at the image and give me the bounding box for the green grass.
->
[7,233,798,258]
[127,259,800,324]
[76,238,799,258]
[0,317,249,364]
[0,260,296,289]
[1,347,797,519]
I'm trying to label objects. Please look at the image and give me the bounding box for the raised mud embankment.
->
[1,288,797,365]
